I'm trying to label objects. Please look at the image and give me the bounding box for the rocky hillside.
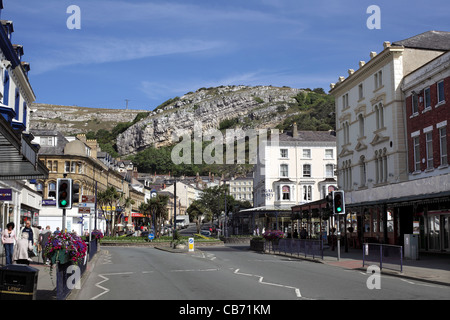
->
[30,103,147,135]
[116,85,306,155]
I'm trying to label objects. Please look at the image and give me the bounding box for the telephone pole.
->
[125,99,130,110]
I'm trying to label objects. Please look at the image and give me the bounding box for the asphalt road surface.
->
[74,244,450,301]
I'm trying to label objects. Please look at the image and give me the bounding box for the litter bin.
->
[0,264,39,300]
[404,234,419,260]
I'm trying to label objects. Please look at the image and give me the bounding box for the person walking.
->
[21,220,34,245]
[1,222,16,265]
[39,226,52,264]
[12,231,33,265]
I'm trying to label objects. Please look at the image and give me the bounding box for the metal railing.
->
[265,238,324,260]
[362,243,403,272]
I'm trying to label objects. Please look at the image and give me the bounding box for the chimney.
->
[293,122,298,138]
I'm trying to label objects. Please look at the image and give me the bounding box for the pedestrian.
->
[21,220,34,245]
[1,222,17,265]
[54,227,61,235]
[12,231,33,265]
[39,226,52,264]
[300,228,307,239]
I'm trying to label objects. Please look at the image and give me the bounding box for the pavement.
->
[2,242,448,300]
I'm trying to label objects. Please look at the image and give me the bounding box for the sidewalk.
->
[267,246,450,286]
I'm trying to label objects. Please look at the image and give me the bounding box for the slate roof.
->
[31,129,69,155]
[392,31,450,51]
[278,130,336,143]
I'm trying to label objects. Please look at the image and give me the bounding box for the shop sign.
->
[0,189,12,201]
[43,199,57,206]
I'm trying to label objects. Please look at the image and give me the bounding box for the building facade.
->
[0,2,48,245]
[248,124,337,234]
[330,31,450,249]
[402,50,450,252]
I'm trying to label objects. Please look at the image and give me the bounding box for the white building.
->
[329,31,450,246]
[227,176,254,205]
[249,124,337,232]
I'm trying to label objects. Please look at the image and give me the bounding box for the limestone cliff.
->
[116,85,304,155]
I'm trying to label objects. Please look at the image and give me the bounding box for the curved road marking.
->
[234,268,302,298]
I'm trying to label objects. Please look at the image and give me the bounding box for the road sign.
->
[188,237,194,252]
[148,233,155,241]
[79,202,95,208]
[81,195,95,203]
[78,207,93,214]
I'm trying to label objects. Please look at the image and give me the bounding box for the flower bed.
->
[262,230,285,241]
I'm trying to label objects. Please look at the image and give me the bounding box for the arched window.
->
[358,114,364,138]
[282,185,290,200]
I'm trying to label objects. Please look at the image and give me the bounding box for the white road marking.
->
[234,268,302,298]
[91,272,134,300]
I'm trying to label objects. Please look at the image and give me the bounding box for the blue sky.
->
[3,0,449,111]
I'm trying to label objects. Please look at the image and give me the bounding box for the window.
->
[40,137,54,146]
[65,161,70,173]
[71,161,76,173]
[360,156,366,187]
[48,182,56,199]
[77,162,84,174]
[342,93,349,109]
[437,80,445,104]
[358,114,365,138]
[280,149,288,158]
[375,103,384,129]
[303,185,312,201]
[426,132,433,169]
[302,149,311,158]
[14,89,20,120]
[303,164,311,177]
[325,164,334,177]
[3,70,9,105]
[282,186,290,200]
[439,126,447,165]
[325,149,333,159]
[342,122,350,145]
[374,70,382,89]
[424,87,431,109]
[412,93,419,114]
[413,137,421,171]
[358,83,364,100]
[280,164,289,177]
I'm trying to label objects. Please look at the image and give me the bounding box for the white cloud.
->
[31,36,227,74]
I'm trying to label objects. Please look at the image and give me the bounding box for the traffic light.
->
[72,182,80,204]
[325,192,333,211]
[57,178,72,209]
[333,190,345,214]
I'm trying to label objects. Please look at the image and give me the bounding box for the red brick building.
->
[402,50,450,252]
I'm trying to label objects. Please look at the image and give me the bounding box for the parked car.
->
[200,230,211,237]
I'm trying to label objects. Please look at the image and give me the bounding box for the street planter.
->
[250,238,265,251]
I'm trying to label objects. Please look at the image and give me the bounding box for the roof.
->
[31,129,69,155]
[278,130,336,142]
[392,30,450,51]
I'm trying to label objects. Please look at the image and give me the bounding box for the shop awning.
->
[0,115,48,180]
[131,212,144,217]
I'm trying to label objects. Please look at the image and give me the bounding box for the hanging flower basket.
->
[44,232,87,266]
[50,249,70,265]
[262,230,285,244]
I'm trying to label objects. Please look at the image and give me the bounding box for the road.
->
[73,244,450,301]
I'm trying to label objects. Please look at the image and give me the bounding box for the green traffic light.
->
[337,207,342,212]
[60,200,67,206]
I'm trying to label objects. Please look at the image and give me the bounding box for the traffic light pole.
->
[337,216,340,261]
[62,208,66,232]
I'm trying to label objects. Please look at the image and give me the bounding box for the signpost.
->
[188,237,194,252]
[148,233,155,241]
